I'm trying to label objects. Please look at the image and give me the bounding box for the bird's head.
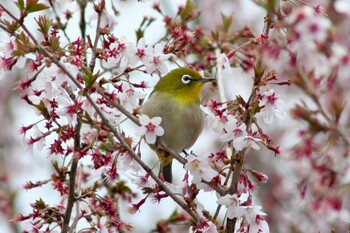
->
[154,67,215,104]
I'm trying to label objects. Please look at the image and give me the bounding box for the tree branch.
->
[62,116,82,233]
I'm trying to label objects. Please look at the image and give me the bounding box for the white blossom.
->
[137,114,164,144]
[217,193,249,219]
[259,89,286,124]
[184,154,217,184]
[220,123,261,151]
[145,43,173,75]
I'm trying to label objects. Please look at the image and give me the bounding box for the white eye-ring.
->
[181,74,192,84]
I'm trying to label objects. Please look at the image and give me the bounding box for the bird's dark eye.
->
[181,74,192,84]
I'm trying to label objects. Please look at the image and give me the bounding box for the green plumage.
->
[141,67,213,182]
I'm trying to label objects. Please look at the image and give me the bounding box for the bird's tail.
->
[156,148,173,183]
[161,161,172,183]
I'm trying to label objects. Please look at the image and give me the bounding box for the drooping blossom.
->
[259,89,286,124]
[220,122,261,151]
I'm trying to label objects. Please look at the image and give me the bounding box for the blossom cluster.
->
[1,0,349,233]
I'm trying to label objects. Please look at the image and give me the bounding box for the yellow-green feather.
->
[141,67,208,182]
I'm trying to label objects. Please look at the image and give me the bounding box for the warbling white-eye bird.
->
[141,67,215,182]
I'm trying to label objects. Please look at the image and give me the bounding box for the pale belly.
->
[141,92,204,152]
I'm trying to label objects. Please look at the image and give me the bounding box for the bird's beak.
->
[197,78,216,83]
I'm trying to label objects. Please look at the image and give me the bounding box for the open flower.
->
[220,123,261,151]
[137,114,164,144]
[241,205,269,233]
[145,43,174,75]
[216,193,249,219]
[259,89,286,124]
[118,83,145,112]
[184,154,217,184]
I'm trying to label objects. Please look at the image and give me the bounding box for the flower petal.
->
[155,126,164,136]
[151,116,162,125]
[145,132,156,144]
[139,114,150,125]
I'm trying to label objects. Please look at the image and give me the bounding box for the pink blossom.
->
[145,43,174,75]
[118,83,145,112]
[220,123,261,151]
[287,6,331,48]
[216,193,249,219]
[334,0,350,15]
[137,114,164,144]
[190,220,218,233]
[259,89,286,124]
[117,151,141,172]
[201,105,238,134]
[242,206,268,233]
[184,154,217,184]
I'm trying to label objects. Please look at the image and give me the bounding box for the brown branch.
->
[78,0,87,41]
[88,2,102,71]
[2,3,201,223]
[227,148,247,195]
[95,87,187,165]
[225,10,274,231]
[84,93,201,222]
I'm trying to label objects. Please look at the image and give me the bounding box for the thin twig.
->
[3,2,201,223]
[95,87,187,165]
[88,3,103,71]
[84,93,201,222]
[225,10,274,231]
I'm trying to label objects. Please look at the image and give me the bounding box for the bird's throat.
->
[171,83,203,105]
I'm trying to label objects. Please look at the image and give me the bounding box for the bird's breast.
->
[141,92,204,152]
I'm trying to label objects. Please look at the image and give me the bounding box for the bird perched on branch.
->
[141,67,215,182]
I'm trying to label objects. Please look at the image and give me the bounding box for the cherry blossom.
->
[0,37,26,79]
[118,83,145,112]
[184,154,217,184]
[137,114,164,144]
[216,193,249,219]
[145,43,174,75]
[25,125,46,151]
[241,206,268,233]
[125,38,150,66]
[190,220,218,233]
[201,105,238,134]
[220,123,261,151]
[118,151,142,173]
[258,89,286,124]
[287,6,331,48]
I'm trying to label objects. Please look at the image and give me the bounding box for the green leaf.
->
[135,29,144,42]
[13,32,32,56]
[34,198,47,209]
[36,15,53,39]
[26,0,49,13]
[180,0,195,20]
[51,160,61,174]
[15,0,25,11]
[48,35,61,51]
[3,19,20,33]
[220,14,234,33]
[82,67,94,88]
[35,101,50,119]
[266,0,277,13]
